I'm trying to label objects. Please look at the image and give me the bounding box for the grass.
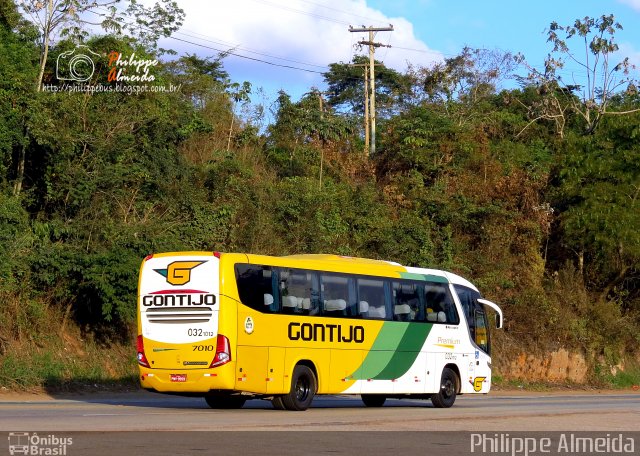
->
[0,292,138,392]
[0,342,138,392]
[593,364,640,389]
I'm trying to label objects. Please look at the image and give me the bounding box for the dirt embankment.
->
[506,349,589,383]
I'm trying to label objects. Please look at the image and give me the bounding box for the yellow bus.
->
[137,252,502,410]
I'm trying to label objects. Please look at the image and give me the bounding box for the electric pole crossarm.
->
[356,41,391,48]
[349,25,394,32]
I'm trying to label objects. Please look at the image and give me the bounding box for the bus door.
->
[453,285,492,393]
[234,264,275,394]
[469,305,491,393]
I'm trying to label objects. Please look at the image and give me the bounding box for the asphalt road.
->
[1,390,638,455]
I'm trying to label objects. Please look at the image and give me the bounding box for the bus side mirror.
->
[477,298,503,329]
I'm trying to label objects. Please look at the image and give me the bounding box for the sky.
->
[158,0,640,106]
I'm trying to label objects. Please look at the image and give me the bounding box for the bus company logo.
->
[142,290,216,307]
[288,322,365,343]
[472,376,486,392]
[8,432,73,455]
[154,261,206,286]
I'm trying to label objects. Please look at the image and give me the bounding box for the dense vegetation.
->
[1,1,638,389]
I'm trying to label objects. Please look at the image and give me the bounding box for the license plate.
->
[170,374,187,382]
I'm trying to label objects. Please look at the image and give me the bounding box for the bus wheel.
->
[204,394,247,409]
[361,394,386,407]
[282,365,316,411]
[431,367,458,408]
[271,396,286,410]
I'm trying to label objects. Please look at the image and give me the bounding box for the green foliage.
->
[268,90,357,156]
[554,111,640,303]
[0,194,33,292]
[324,55,412,116]
[519,14,638,136]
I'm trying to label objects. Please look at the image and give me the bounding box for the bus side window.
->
[392,282,422,322]
[280,269,317,315]
[424,283,459,324]
[320,274,351,317]
[357,278,387,320]
[235,264,279,313]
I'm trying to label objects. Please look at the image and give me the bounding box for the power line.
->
[89,7,329,74]
[172,30,329,70]
[248,0,350,25]
[293,0,389,27]
[165,35,327,75]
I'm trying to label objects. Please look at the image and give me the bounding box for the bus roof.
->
[240,253,478,290]
[283,254,400,266]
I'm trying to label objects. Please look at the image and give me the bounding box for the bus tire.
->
[431,367,458,408]
[204,394,247,409]
[361,394,386,407]
[281,364,316,411]
[271,396,286,410]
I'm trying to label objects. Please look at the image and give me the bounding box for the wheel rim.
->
[442,377,454,398]
[295,376,310,402]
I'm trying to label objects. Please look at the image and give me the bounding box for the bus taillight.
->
[210,334,231,368]
[137,335,150,368]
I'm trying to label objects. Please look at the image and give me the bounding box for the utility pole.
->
[363,65,369,155]
[348,63,372,156]
[349,25,393,156]
[309,88,332,189]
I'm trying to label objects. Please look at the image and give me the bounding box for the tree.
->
[324,55,411,117]
[20,0,184,92]
[119,0,184,53]
[555,108,640,303]
[20,0,119,91]
[12,0,184,196]
[226,81,251,152]
[518,14,639,136]
[0,0,38,195]
[266,90,358,182]
[166,53,228,109]
[414,46,518,126]
[269,91,356,151]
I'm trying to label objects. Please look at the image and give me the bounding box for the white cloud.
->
[162,0,442,96]
[618,0,640,12]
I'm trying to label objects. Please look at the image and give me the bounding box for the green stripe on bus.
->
[372,323,432,380]
[350,323,409,379]
[399,272,448,283]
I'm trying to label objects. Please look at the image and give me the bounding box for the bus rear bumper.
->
[139,366,235,393]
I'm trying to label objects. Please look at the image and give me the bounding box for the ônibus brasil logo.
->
[8,432,72,455]
[153,260,206,286]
